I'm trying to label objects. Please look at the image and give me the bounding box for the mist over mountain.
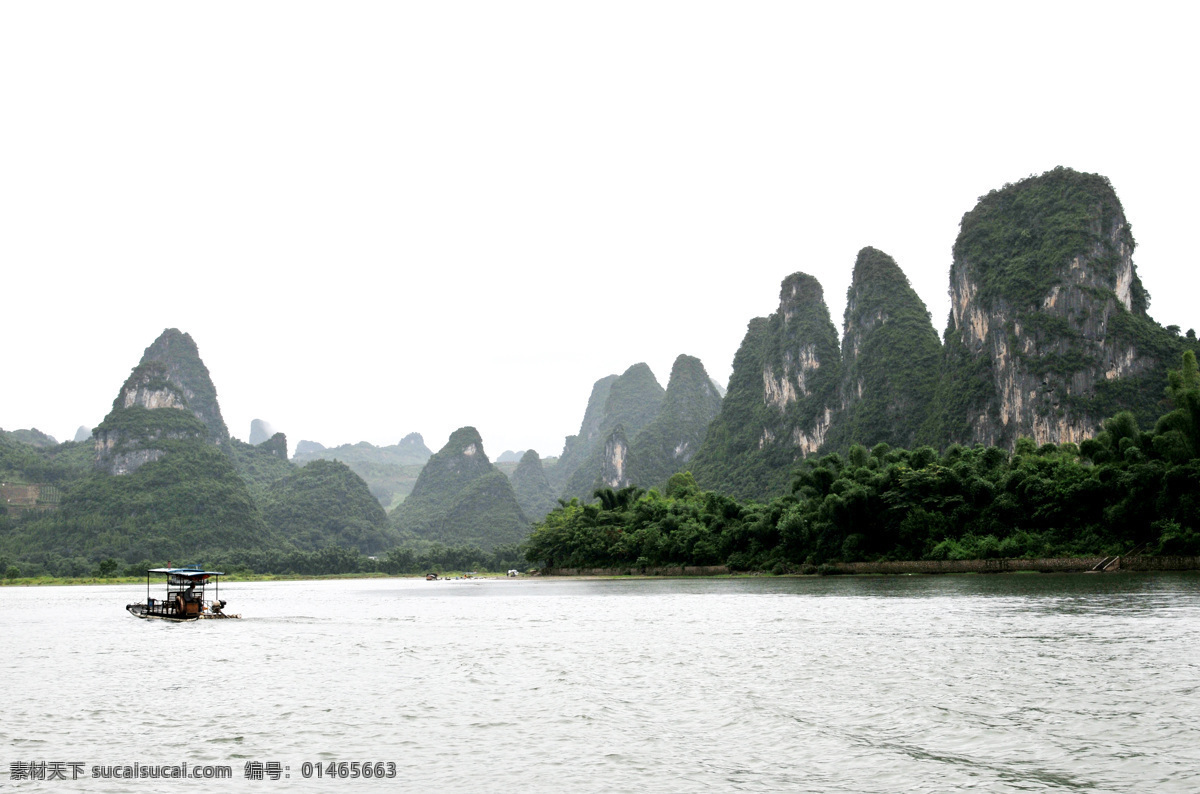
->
[249,419,276,445]
[292,433,433,509]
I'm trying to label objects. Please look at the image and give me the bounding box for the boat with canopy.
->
[126,566,240,621]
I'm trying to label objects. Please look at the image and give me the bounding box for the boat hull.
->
[126,604,240,621]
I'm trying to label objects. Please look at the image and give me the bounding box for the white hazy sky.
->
[2,2,1198,459]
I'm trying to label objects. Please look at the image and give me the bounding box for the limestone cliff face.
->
[137,329,229,444]
[597,427,631,489]
[691,273,841,499]
[823,247,942,452]
[936,167,1170,447]
[94,329,232,475]
[94,358,210,475]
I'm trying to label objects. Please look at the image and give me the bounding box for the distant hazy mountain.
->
[1,428,58,447]
[292,432,432,507]
[249,419,276,445]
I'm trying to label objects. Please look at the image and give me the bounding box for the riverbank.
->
[546,555,1200,577]
[6,555,1200,586]
[0,571,476,587]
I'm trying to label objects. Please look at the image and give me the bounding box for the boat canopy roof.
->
[147,567,225,578]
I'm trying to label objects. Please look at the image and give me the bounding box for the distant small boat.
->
[126,566,240,621]
[425,572,439,581]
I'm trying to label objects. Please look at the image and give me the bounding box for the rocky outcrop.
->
[391,427,529,549]
[92,329,233,476]
[249,419,275,445]
[933,166,1180,447]
[822,247,942,452]
[597,427,632,489]
[690,273,841,499]
[509,449,558,522]
[73,426,91,443]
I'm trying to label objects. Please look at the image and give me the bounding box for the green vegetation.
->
[509,450,558,522]
[954,167,1143,311]
[260,459,398,554]
[391,427,530,550]
[1,440,272,573]
[1,434,93,485]
[1,428,59,447]
[825,248,943,452]
[559,364,666,500]
[229,437,295,501]
[526,353,1200,571]
[550,375,618,492]
[927,166,1193,448]
[627,354,724,489]
[95,404,208,452]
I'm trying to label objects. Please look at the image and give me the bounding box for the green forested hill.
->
[509,450,558,522]
[2,440,272,570]
[627,354,723,490]
[1,330,410,575]
[260,459,397,554]
[823,247,942,452]
[550,375,618,492]
[391,427,530,550]
[230,436,295,501]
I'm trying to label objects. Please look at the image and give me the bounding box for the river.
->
[2,573,1199,791]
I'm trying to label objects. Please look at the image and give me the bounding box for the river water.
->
[2,573,1199,792]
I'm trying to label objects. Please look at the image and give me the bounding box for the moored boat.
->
[126,566,240,621]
